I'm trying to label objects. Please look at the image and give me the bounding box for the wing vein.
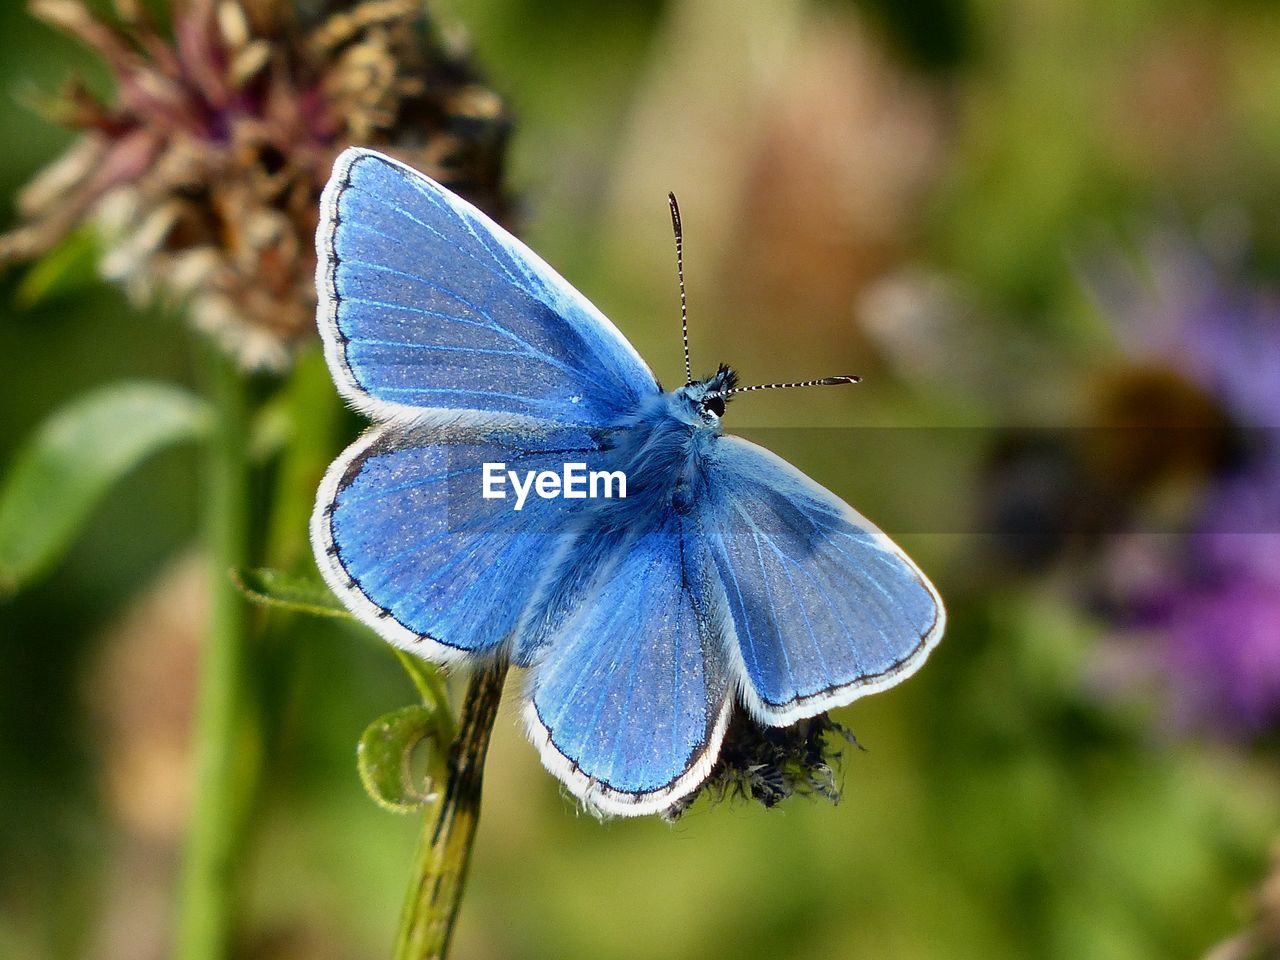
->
[337,259,617,399]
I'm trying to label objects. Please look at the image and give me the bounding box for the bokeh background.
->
[4,0,1280,958]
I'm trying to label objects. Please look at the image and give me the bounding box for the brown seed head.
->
[2,0,512,369]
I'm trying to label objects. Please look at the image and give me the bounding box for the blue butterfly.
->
[311,148,945,817]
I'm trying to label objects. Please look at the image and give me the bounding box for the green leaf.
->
[231,567,354,619]
[14,227,99,307]
[357,705,443,813]
[0,382,210,594]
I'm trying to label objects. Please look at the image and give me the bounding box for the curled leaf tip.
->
[357,705,446,813]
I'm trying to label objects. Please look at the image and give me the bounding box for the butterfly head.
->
[676,364,738,425]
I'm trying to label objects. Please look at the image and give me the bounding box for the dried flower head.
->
[663,711,861,821]
[1,0,510,369]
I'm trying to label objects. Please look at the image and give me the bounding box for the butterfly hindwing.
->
[317,148,658,427]
[312,423,602,662]
[704,436,944,725]
[525,514,733,816]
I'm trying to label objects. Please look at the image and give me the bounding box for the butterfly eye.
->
[704,395,726,418]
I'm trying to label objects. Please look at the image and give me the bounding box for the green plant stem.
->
[175,346,254,960]
[263,350,343,570]
[394,662,509,960]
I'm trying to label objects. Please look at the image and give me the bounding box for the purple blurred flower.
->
[1138,482,1280,737]
[1095,230,1280,738]
[1099,229,1280,429]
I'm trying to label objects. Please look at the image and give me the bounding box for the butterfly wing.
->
[317,148,658,428]
[524,516,733,816]
[312,423,603,662]
[704,436,945,725]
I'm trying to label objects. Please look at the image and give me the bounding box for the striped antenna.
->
[668,192,692,385]
[715,375,861,398]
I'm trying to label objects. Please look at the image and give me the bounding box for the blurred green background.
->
[4,0,1280,958]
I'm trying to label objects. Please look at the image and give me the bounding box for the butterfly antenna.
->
[726,376,861,396]
[668,192,693,385]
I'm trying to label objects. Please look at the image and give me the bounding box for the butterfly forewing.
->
[318,149,657,427]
